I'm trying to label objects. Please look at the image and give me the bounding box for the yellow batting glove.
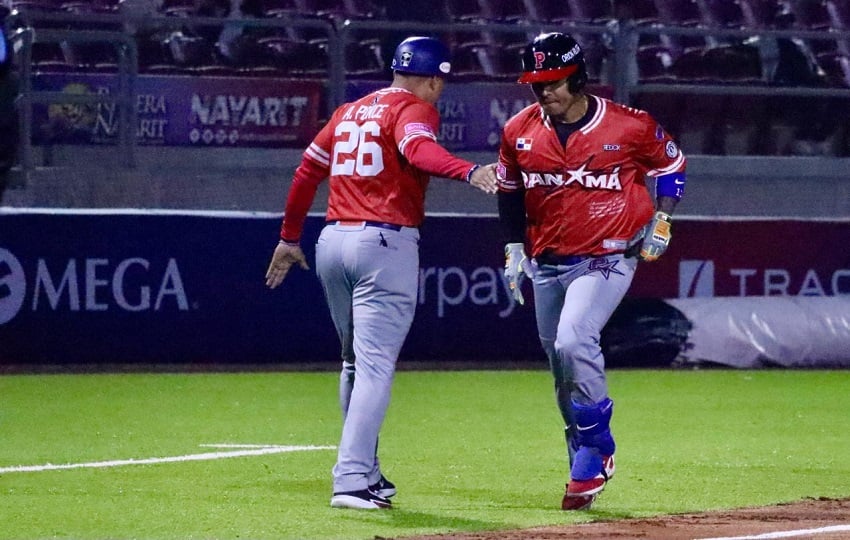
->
[639,211,672,262]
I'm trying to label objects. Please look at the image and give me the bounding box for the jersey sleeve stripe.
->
[647,152,686,176]
[398,131,437,154]
[305,143,330,166]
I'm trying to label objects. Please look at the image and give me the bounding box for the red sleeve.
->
[634,113,687,177]
[279,156,327,243]
[402,137,475,181]
[497,123,522,192]
[394,100,475,181]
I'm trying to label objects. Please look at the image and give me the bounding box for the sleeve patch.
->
[404,122,435,136]
[665,140,679,158]
[516,138,533,151]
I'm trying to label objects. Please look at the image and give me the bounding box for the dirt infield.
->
[401,498,850,540]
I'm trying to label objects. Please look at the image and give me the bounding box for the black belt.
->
[335,220,403,231]
[535,253,592,266]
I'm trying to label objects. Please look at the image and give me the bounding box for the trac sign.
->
[0,248,189,325]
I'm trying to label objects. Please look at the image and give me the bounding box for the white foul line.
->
[699,524,850,540]
[0,444,336,473]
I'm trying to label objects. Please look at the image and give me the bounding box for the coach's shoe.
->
[330,488,392,509]
[369,475,397,498]
[562,454,615,511]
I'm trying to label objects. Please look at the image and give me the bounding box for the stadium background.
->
[1,0,849,368]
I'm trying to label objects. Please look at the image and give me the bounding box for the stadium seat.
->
[161,0,196,17]
[826,0,850,27]
[816,51,850,86]
[345,38,385,79]
[29,40,76,72]
[669,47,717,82]
[702,43,763,82]
[825,0,850,53]
[790,0,832,29]
[566,0,613,22]
[60,0,119,14]
[10,0,63,13]
[738,0,783,28]
[483,0,529,22]
[58,1,122,30]
[296,0,364,19]
[653,0,703,25]
[446,0,486,21]
[189,63,238,76]
[701,0,747,27]
[259,0,300,17]
[635,45,676,82]
[630,0,662,24]
[525,0,572,22]
[450,42,492,81]
[340,0,378,19]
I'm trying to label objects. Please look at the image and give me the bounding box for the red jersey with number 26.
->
[279,87,474,242]
[497,95,686,257]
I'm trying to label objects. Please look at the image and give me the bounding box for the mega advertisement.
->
[1,213,848,366]
[31,74,323,147]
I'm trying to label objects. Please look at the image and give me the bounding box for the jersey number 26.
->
[331,120,385,177]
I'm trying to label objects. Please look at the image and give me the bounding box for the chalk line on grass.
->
[699,524,850,540]
[0,444,336,473]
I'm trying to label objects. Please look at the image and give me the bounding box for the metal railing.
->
[11,26,138,173]
[6,9,850,170]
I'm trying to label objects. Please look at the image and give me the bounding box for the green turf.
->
[1,369,848,539]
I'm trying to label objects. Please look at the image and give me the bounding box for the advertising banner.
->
[1,213,848,366]
[31,74,323,147]
[629,218,850,298]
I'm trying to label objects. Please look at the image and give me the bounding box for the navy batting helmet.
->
[391,36,452,77]
[519,32,587,92]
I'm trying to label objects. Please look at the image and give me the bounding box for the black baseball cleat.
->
[330,488,392,509]
[368,475,397,498]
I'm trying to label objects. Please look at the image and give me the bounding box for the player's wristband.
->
[656,172,685,200]
[465,164,480,183]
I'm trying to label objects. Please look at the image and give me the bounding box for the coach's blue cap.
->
[391,36,452,77]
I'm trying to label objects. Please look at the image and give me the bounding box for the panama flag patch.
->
[516,138,533,151]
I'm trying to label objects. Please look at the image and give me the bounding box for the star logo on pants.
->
[585,257,624,279]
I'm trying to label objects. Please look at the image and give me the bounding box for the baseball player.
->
[497,32,686,510]
[265,36,498,510]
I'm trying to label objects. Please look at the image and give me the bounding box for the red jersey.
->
[497,95,687,257]
[280,87,475,242]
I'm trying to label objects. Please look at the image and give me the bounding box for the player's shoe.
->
[330,488,392,509]
[369,475,397,498]
[562,454,615,511]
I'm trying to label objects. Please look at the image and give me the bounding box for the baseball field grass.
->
[1,368,848,540]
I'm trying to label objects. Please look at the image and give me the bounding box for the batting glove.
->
[639,211,673,262]
[504,243,533,305]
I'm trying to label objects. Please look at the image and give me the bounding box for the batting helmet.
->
[518,32,587,92]
[391,36,452,77]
